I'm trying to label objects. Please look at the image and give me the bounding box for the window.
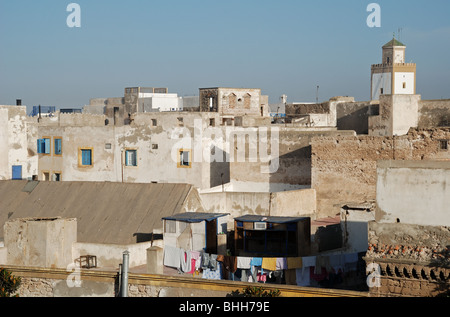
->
[53,173,61,182]
[54,138,62,156]
[165,220,176,234]
[380,88,384,95]
[178,149,191,168]
[209,118,215,127]
[151,119,157,126]
[37,138,51,154]
[440,140,448,151]
[125,150,137,167]
[152,144,158,150]
[105,143,112,150]
[403,82,406,89]
[78,148,93,167]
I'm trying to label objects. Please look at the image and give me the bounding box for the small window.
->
[37,138,51,154]
[152,144,158,150]
[151,119,157,126]
[105,143,112,150]
[79,148,93,167]
[54,138,62,156]
[440,140,448,151]
[403,82,406,89]
[380,88,384,95]
[165,220,176,234]
[178,149,191,168]
[125,150,137,167]
[209,118,215,127]
[53,173,61,182]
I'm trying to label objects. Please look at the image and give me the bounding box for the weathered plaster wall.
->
[0,106,33,180]
[73,241,153,269]
[369,94,421,136]
[418,99,450,128]
[4,218,77,269]
[376,160,450,226]
[311,128,450,218]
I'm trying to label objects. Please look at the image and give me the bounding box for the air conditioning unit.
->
[254,222,267,230]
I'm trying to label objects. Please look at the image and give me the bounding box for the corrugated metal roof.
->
[162,212,229,223]
[0,181,202,245]
[234,215,309,224]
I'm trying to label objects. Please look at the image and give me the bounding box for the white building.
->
[371,38,416,101]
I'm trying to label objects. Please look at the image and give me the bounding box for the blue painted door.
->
[12,165,22,180]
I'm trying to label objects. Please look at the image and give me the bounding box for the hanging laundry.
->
[287,257,303,270]
[310,266,328,282]
[190,251,201,273]
[200,252,219,271]
[301,256,316,276]
[237,257,252,269]
[202,264,222,280]
[262,258,277,271]
[163,245,182,269]
[285,269,297,285]
[314,255,331,274]
[250,257,262,267]
[301,256,316,268]
[329,254,345,273]
[180,249,192,273]
[220,256,237,280]
[296,268,311,287]
[276,258,287,270]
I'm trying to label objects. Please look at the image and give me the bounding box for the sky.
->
[1,0,450,112]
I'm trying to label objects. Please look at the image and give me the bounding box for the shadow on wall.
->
[337,106,371,135]
[210,147,230,189]
[268,146,312,193]
[133,233,163,244]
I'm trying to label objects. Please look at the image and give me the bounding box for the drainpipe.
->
[121,251,130,297]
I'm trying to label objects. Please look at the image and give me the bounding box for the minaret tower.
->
[371,37,416,100]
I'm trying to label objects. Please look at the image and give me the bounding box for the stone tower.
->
[371,37,416,100]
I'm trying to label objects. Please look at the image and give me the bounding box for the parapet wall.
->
[418,99,450,128]
[311,128,450,218]
[36,112,106,127]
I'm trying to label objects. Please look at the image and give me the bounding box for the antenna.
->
[316,85,319,103]
[397,27,403,41]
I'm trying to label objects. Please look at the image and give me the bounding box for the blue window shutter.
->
[44,138,50,154]
[12,166,22,180]
[81,149,91,166]
[37,139,43,154]
[125,151,129,166]
[55,139,62,155]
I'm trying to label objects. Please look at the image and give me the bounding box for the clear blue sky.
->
[1,0,450,111]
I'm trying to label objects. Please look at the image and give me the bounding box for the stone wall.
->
[418,99,450,128]
[365,221,450,297]
[7,266,366,298]
[311,128,450,218]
